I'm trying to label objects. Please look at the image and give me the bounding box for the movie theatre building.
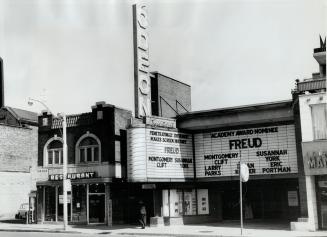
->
[127,100,302,224]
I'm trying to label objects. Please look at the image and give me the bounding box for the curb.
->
[0,228,82,234]
[0,228,242,237]
[117,233,235,237]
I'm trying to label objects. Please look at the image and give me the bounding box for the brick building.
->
[35,102,132,224]
[0,106,38,219]
[151,72,191,117]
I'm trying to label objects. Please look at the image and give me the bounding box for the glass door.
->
[88,184,105,224]
[318,179,327,229]
[89,194,105,223]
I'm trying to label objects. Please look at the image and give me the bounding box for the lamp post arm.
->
[28,97,53,115]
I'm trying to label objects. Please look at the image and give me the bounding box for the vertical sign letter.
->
[133,4,152,118]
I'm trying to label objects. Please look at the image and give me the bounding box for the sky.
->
[0,0,326,115]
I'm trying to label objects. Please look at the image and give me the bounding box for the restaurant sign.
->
[302,140,327,175]
[49,172,96,181]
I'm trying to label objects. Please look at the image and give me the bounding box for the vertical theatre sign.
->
[133,4,151,118]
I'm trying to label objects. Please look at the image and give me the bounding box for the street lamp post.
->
[61,113,68,230]
[28,98,68,231]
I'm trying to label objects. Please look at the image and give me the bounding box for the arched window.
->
[44,136,63,166]
[76,133,101,163]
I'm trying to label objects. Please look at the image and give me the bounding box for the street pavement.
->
[0,232,137,237]
[0,221,327,237]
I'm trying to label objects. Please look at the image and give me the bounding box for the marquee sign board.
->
[302,140,327,176]
[127,127,194,181]
[133,4,152,118]
[145,116,176,129]
[194,125,298,178]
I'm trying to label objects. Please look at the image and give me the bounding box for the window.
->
[97,111,103,120]
[162,189,201,217]
[311,103,327,140]
[42,118,48,126]
[76,134,101,163]
[115,141,121,178]
[47,140,63,166]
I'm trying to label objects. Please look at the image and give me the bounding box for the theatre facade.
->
[31,4,322,228]
[127,100,302,225]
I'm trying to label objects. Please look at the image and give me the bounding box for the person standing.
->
[139,204,147,229]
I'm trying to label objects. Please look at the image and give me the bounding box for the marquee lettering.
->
[133,4,151,118]
[229,138,262,150]
[197,125,297,178]
[49,172,96,181]
[306,152,327,169]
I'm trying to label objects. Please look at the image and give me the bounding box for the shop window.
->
[76,133,101,163]
[44,138,63,166]
[311,103,327,140]
[197,189,209,215]
[162,189,201,217]
[184,189,196,215]
[89,183,105,194]
[162,190,170,217]
[169,189,183,217]
[57,186,71,221]
[44,186,56,221]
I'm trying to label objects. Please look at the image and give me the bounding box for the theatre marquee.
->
[127,127,194,181]
[194,124,298,178]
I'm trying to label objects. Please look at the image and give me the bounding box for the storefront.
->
[302,140,327,229]
[36,169,111,224]
[294,88,327,231]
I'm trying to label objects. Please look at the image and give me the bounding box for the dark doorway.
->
[222,189,240,220]
[126,186,154,225]
[220,179,298,222]
[89,194,105,223]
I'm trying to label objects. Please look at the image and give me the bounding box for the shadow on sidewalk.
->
[193,219,290,231]
[0,219,25,224]
[69,223,141,231]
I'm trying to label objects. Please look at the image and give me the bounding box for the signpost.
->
[239,155,249,236]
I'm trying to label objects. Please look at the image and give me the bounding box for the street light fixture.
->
[28,97,68,231]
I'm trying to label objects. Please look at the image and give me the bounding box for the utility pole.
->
[240,154,243,236]
[62,113,68,230]
[28,98,68,231]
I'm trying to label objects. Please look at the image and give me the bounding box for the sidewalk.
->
[0,221,326,237]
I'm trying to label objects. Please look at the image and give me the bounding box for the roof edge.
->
[177,99,293,118]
